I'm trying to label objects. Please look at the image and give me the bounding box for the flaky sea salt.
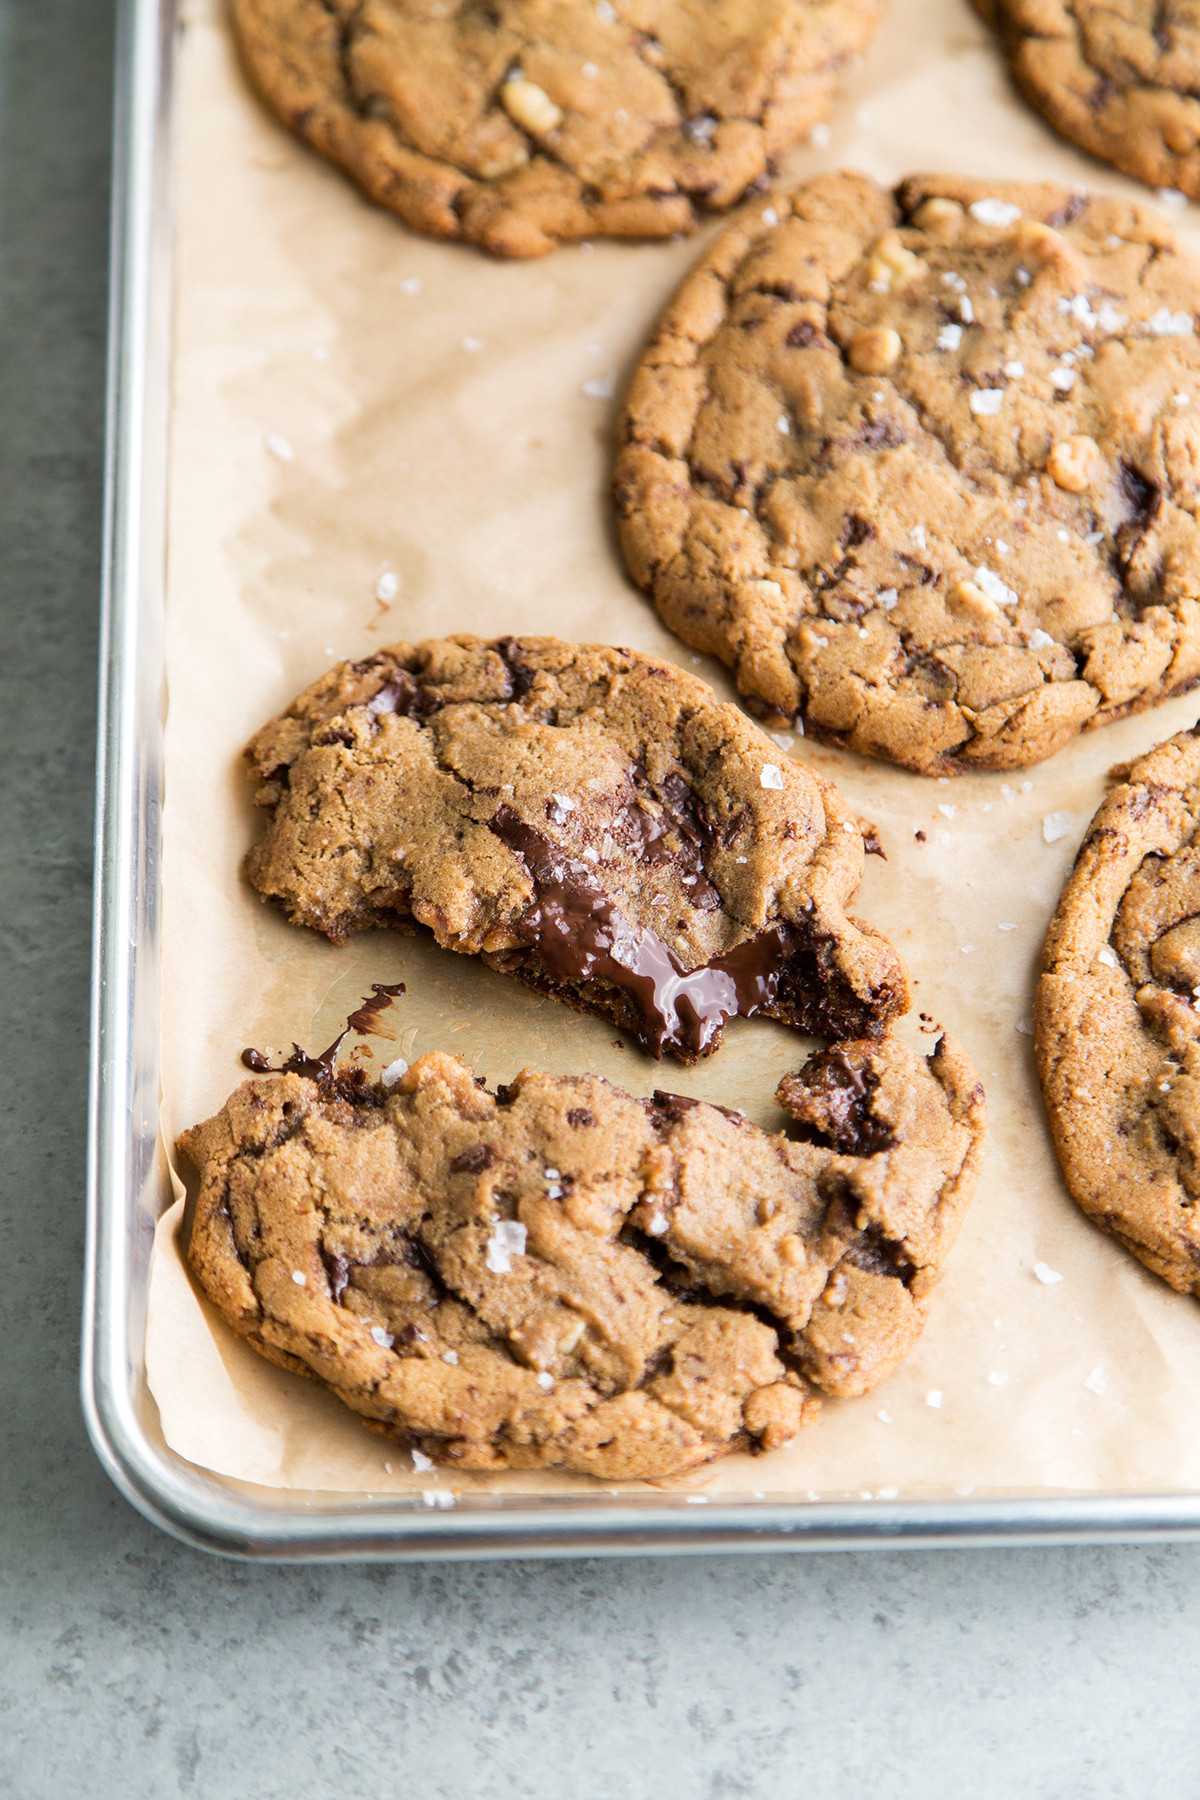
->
[266,433,294,462]
[486,1219,528,1274]
[370,1325,395,1348]
[582,376,613,399]
[291,1270,306,1286]
[777,414,790,436]
[926,1390,943,1409]
[1149,307,1194,336]
[1050,367,1076,392]
[381,1057,409,1088]
[423,1491,456,1509]
[761,206,779,226]
[910,523,927,549]
[1004,360,1024,379]
[937,323,963,351]
[878,588,898,611]
[760,763,784,789]
[442,1349,459,1365]
[1028,628,1054,650]
[975,565,1018,608]
[1043,810,1073,843]
[537,1372,554,1390]
[987,1371,1008,1386]
[970,197,1021,227]
[1033,1263,1063,1286]
[808,121,831,149]
[412,1448,434,1471]
[1084,1366,1108,1396]
[375,571,398,602]
[1097,946,1118,969]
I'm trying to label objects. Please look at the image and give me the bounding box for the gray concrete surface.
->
[2,5,1199,1796]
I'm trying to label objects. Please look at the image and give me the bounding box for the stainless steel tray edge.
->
[80,0,1200,1560]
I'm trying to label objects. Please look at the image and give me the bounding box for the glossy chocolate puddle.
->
[488,807,799,1059]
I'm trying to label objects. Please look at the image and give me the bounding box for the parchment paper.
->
[148,0,1200,1500]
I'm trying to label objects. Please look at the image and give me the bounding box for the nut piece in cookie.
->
[1037,724,1200,1295]
[244,635,910,1061]
[616,171,1200,774]
[230,0,881,258]
[987,0,1200,201]
[180,1037,985,1478]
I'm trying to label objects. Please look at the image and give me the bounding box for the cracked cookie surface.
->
[988,1,1200,198]
[181,1038,985,1478]
[615,170,1200,775]
[1037,724,1200,1295]
[230,0,879,257]
[244,634,910,1061]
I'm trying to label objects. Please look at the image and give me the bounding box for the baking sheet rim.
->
[81,0,1200,1559]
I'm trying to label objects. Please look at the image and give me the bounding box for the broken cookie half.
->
[1037,724,1200,1294]
[244,635,909,1062]
[181,1035,986,1482]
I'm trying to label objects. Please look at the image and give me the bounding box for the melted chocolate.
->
[358,669,445,724]
[240,1034,349,1081]
[649,1089,700,1124]
[241,982,406,1081]
[488,806,804,1059]
[778,1045,898,1155]
[345,981,406,1036]
[650,1089,747,1128]
[494,636,536,701]
[625,768,722,911]
[449,1144,495,1175]
[321,1246,351,1303]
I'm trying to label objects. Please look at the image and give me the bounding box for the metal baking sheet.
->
[83,0,1200,1558]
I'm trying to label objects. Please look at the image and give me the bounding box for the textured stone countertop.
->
[2,4,1198,1794]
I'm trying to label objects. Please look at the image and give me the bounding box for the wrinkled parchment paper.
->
[148,0,1200,1500]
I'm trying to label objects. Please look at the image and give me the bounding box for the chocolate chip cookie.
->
[1037,725,1200,1293]
[615,170,1200,775]
[231,0,880,258]
[181,1035,985,1478]
[987,1,1200,199]
[244,635,910,1061]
